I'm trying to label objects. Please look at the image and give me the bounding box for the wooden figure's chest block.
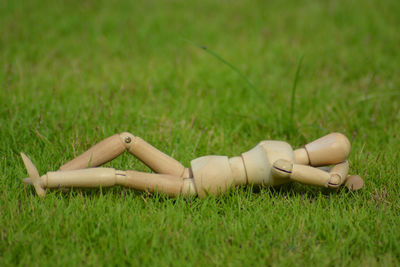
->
[190,141,294,197]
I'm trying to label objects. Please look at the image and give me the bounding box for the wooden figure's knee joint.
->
[120,132,188,177]
[118,132,136,150]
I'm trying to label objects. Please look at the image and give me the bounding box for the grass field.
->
[1,0,400,265]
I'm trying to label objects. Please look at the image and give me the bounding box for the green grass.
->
[1,0,400,265]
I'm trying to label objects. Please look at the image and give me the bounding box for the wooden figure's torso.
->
[190,141,295,197]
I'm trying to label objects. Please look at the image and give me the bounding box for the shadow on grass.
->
[22,182,358,205]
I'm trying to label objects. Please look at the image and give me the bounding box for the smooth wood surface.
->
[304,133,351,166]
[294,148,309,165]
[21,131,363,197]
[46,168,117,188]
[26,166,197,197]
[182,178,197,196]
[271,159,293,179]
[228,156,247,185]
[191,156,233,198]
[328,161,349,188]
[59,134,126,171]
[21,152,46,197]
[126,135,188,178]
[122,170,188,197]
[272,159,332,187]
[242,141,294,186]
[291,164,331,187]
[241,144,272,185]
[272,159,353,188]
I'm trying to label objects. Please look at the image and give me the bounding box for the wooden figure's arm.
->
[293,133,351,166]
[272,159,349,188]
[59,132,189,178]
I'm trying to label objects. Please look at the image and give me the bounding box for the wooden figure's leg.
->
[59,132,189,178]
[23,162,196,197]
[59,134,126,171]
[122,133,190,178]
[272,160,351,188]
[120,171,196,197]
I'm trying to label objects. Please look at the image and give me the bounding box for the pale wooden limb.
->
[328,161,349,188]
[59,132,189,178]
[272,159,350,188]
[344,175,364,190]
[122,133,189,178]
[21,154,119,196]
[294,133,351,166]
[45,168,117,188]
[121,171,196,197]
[24,166,196,197]
[290,164,331,187]
[59,134,126,171]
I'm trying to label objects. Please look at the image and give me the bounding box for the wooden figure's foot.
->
[21,153,46,197]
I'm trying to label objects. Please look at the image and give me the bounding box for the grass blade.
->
[183,39,264,99]
[289,55,304,130]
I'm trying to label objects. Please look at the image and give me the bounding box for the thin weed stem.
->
[288,55,304,134]
[183,38,264,99]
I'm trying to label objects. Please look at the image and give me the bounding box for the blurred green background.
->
[1,0,399,266]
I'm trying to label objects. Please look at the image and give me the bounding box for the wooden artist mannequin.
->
[21,132,364,198]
